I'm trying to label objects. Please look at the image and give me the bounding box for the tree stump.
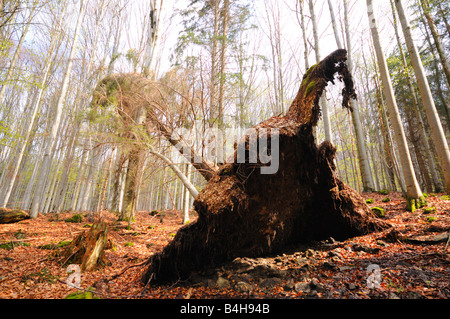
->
[0,208,30,224]
[58,221,111,272]
[141,49,390,285]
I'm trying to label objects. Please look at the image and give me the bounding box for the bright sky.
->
[149,0,398,76]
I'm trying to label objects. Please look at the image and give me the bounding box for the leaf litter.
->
[0,192,448,299]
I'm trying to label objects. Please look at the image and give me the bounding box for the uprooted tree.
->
[140,49,391,285]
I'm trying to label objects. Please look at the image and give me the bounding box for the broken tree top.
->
[141,49,389,285]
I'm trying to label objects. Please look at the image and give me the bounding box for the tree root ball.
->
[141,49,391,285]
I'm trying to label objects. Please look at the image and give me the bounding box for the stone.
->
[347,283,357,290]
[283,282,295,291]
[216,277,231,289]
[322,261,337,269]
[389,292,400,299]
[352,243,380,254]
[294,282,311,293]
[259,277,283,288]
[235,281,252,293]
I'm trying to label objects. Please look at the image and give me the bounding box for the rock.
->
[339,266,354,271]
[294,282,311,293]
[327,250,341,258]
[235,281,252,293]
[389,292,400,299]
[283,282,295,291]
[267,267,288,278]
[322,261,337,269]
[206,279,217,288]
[352,243,380,254]
[259,277,283,288]
[309,278,327,292]
[230,273,253,283]
[406,291,423,299]
[216,277,231,289]
[347,283,357,290]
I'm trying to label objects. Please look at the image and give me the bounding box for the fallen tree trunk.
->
[141,49,390,285]
[0,208,30,224]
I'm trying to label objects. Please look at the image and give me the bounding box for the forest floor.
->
[0,192,449,299]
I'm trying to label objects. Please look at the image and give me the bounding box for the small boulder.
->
[259,277,283,288]
[235,281,252,293]
[216,277,231,289]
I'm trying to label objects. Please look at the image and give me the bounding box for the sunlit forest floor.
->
[0,192,448,299]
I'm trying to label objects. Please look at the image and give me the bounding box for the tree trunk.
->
[297,0,309,70]
[120,105,147,222]
[308,0,332,143]
[419,0,450,89]
[327,0,343,49]
[390,0,436,193]
[141,49,390,285]
[394,0,450,192]
[0,4,36,110]
[367,0,425,211]
[343,0,375,192]
[210,0,220,122]
[29,0,86,218]
[58,221,111,272]
[218,0,229,126]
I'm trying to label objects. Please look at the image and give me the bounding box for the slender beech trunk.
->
[327,0,343,49]
[390,0,438,192]
[343,0,374,192]
[218,0,229,126]
[308,0,332,143]
[367,0,424,211]
[143,0,163,78]
[29,1,86,218]
[99,148,116,215]
[0,4,37,111]
[419,0,450,88]
[298,0,309,70]
[146,143,198,198]
[210,0,220,121]
[394,0,450,192]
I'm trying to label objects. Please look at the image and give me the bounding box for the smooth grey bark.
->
[308,0,332,143]
[394,0,450,192]
[367,0,423,205]
[30,0,86,218]
[343,0,375,192]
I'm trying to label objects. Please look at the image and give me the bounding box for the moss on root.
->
[406,196,428,213]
